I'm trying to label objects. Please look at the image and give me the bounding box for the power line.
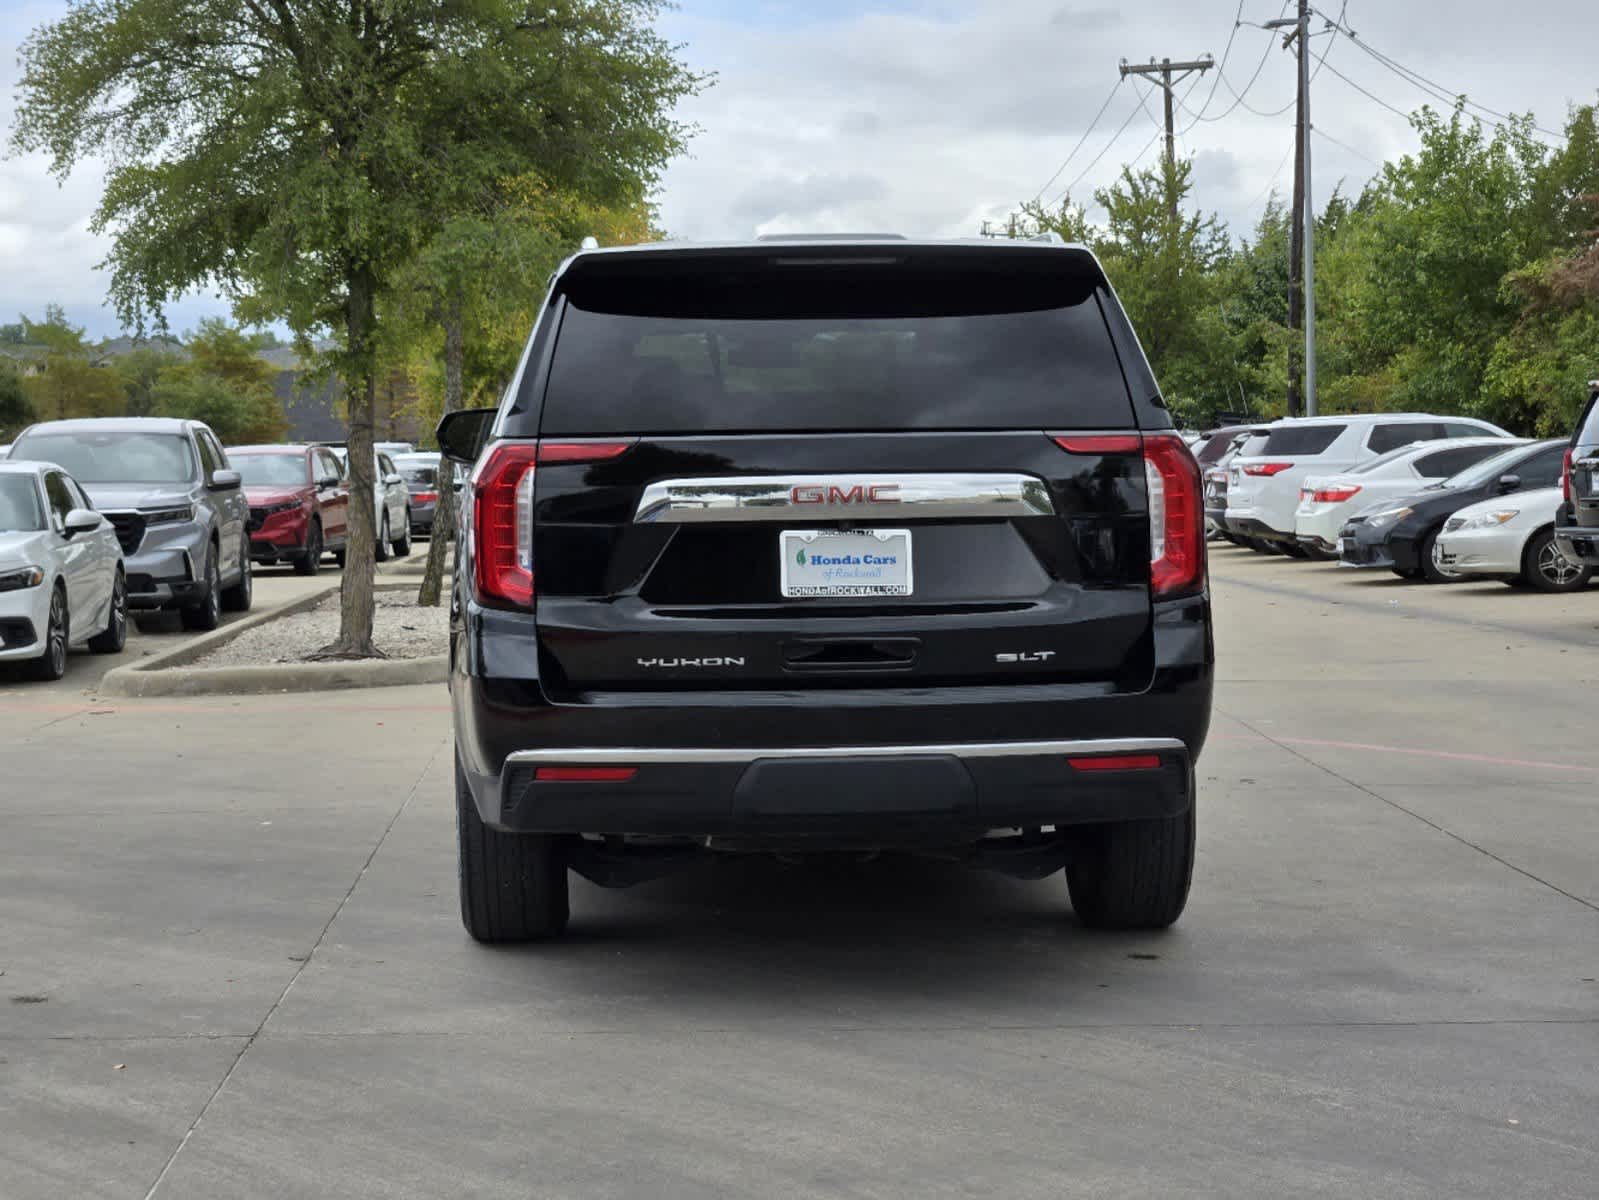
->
[1318,57,1417,122]
[1179,3,1290,131]
[1311,5,1566,141]
[1184,2,1344,124]
[1047,93,1149,208]
[1031,77,1127,204]
[1179,0,1251,127]
[1312,125,1382,168]
[1245,143,1296,211]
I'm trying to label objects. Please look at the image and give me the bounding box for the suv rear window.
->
[538,265,1133,434]
[1261,424,1346,456]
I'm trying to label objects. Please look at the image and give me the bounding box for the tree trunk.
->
[418,298,464,608]
[314,265,382,659]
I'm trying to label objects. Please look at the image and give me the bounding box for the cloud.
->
[2,0,1595,336]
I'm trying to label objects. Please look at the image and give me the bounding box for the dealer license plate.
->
[780,529,913,598]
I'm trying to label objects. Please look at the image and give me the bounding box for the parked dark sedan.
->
[1339,438,1567,582]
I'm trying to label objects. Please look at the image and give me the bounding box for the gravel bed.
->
[192,590,448,667]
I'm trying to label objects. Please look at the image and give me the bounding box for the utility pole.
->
[1267,4,1318,417]
[1118,55,1214,218]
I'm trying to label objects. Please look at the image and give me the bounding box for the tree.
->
[0,359,34,436]
[12,0,703,657]
[114,345,184,417]
[390,178,659,607]
[18,306,123,421]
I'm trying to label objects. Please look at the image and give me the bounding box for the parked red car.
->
[228,444,350,574]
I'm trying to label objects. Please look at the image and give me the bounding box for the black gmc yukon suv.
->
[1556,381,1599,565]
[438,237,1214,942]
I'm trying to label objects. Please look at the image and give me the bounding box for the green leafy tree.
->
[114,345,183,417]
[0,358,34,436]
[11,0,702,657]
[18,306,124,421]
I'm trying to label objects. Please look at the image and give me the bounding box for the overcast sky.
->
[2,0,1595,338]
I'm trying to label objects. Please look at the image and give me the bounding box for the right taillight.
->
[1144,432,1205,600]
[1313,485,1361,503]
[1562,448,1574,503]
[1242,461,1293,477]
[469,439,635,610]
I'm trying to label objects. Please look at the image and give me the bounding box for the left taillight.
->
[468,439,634,611]
[1562,448,1574,503]
[1144,432,1206,601]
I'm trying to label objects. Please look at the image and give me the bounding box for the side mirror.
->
[436,409,495,465]
[63,508,101,537]
[1497,473,1522,493]
[319,475,342,489]
[384,472,402,486]
[209,469,242,490]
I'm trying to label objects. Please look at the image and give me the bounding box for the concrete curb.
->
[99,581,448,698]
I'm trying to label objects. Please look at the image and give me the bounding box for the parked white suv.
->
[1226,415,1512,557]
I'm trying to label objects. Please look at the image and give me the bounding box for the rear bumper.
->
[1555,526,1599,561]
[494,740,1192,836]
[453,593,1213,836]
[1225,516,1292,542]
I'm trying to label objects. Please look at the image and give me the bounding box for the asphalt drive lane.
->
[2,546,1596,1197]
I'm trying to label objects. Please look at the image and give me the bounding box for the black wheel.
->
[1066,786,1195,931]
[375,511,392,562]
[221,540,253,612]
[294,520,323,576]
[1419,527,1464,584]
[332,545,347,569]
[1391,566,1423,580]
[87,570,128,654]
[1246,538,1274,554]
[181,550,222,631]
[1279,542,1311,559]
[392,510,411,558]
[457,758,569,943]
[1521,527,1591,593]
[25,584,69,681]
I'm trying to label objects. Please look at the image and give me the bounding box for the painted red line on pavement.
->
[1214,732,1599,775]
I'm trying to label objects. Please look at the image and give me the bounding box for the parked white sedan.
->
[0,461,127,679]
[1293,438,1521,557]
[1434,486,1589,593]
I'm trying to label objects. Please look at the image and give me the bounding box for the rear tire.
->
[375,512,392,562]
[221,541,253,612]
[293,520,323,576]
[1067,793,1195,931]
[457,759,570,943]
[1521,527,1590,593]
[392,511,411,558]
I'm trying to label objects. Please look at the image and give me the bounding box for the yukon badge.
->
[637,656,747,669]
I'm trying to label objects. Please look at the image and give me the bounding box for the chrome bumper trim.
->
[508,737,1186,766]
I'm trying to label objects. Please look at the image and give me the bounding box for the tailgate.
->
[532,433,1154,695]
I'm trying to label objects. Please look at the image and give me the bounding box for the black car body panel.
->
[449,239,1212,851]
[1555,384,1599,561]
[1340,439,1567,571]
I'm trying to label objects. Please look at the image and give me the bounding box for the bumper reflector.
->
[1067,754,1163,772]
[534,766,639,783]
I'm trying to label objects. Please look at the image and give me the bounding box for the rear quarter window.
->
[536,257,1135,435]
[1366,422,1443,454]
[1414,445,1500,478]
[1262,425,1346,456]
[1575,392,1599,447]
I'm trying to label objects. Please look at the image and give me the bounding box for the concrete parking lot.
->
[3,546,1596,1198]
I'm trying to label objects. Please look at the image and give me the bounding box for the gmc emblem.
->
[790,483,902,505]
